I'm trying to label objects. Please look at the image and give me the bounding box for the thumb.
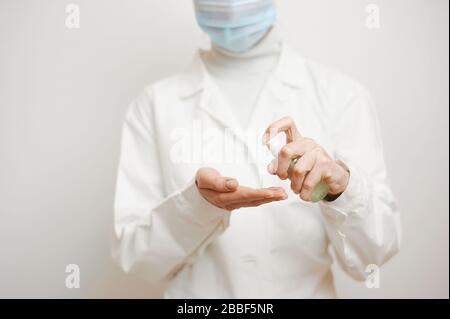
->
[196,167,238,192]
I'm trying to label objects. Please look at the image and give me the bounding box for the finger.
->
[290,150,317,194]
[276,140,317,180]
[226,199,278,211]
[263,116,302,144]
[300,162,328,202]
[226,186,286,204]
[196,167,238,192]
[225,196,287,211]
[267,158,278,175]
[218,186,287,206]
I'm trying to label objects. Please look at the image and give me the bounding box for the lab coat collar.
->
[178,42,309,100]
[272,44,309,90]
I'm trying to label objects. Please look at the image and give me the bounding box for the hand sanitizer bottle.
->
[265,135,330,203]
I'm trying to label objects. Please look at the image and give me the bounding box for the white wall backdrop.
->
[0,0,448,298]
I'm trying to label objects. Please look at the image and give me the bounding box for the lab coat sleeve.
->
[319,82,401,281]
[112,90,230,283]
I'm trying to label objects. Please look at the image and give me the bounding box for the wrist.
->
[325,160,350,202]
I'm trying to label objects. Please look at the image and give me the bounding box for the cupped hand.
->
[196,167,287,211]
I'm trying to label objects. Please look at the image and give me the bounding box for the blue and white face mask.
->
[193,0,277,54]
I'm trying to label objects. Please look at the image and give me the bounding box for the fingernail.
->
[226,179,236,189]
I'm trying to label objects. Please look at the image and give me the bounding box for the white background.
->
[0,0,448,298]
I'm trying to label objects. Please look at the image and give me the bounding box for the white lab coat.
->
[112,44,401,298]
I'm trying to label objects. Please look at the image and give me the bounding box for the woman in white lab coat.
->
[112,0,401,298]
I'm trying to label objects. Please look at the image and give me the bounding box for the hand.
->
[195,167,288,211]
[263,116,350,202]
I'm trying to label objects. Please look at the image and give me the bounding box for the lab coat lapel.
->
[247,44,309,131]
[199,80,241,131]
[178,52,240,130]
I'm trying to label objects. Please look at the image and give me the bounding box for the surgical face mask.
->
[193,0,276,54]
